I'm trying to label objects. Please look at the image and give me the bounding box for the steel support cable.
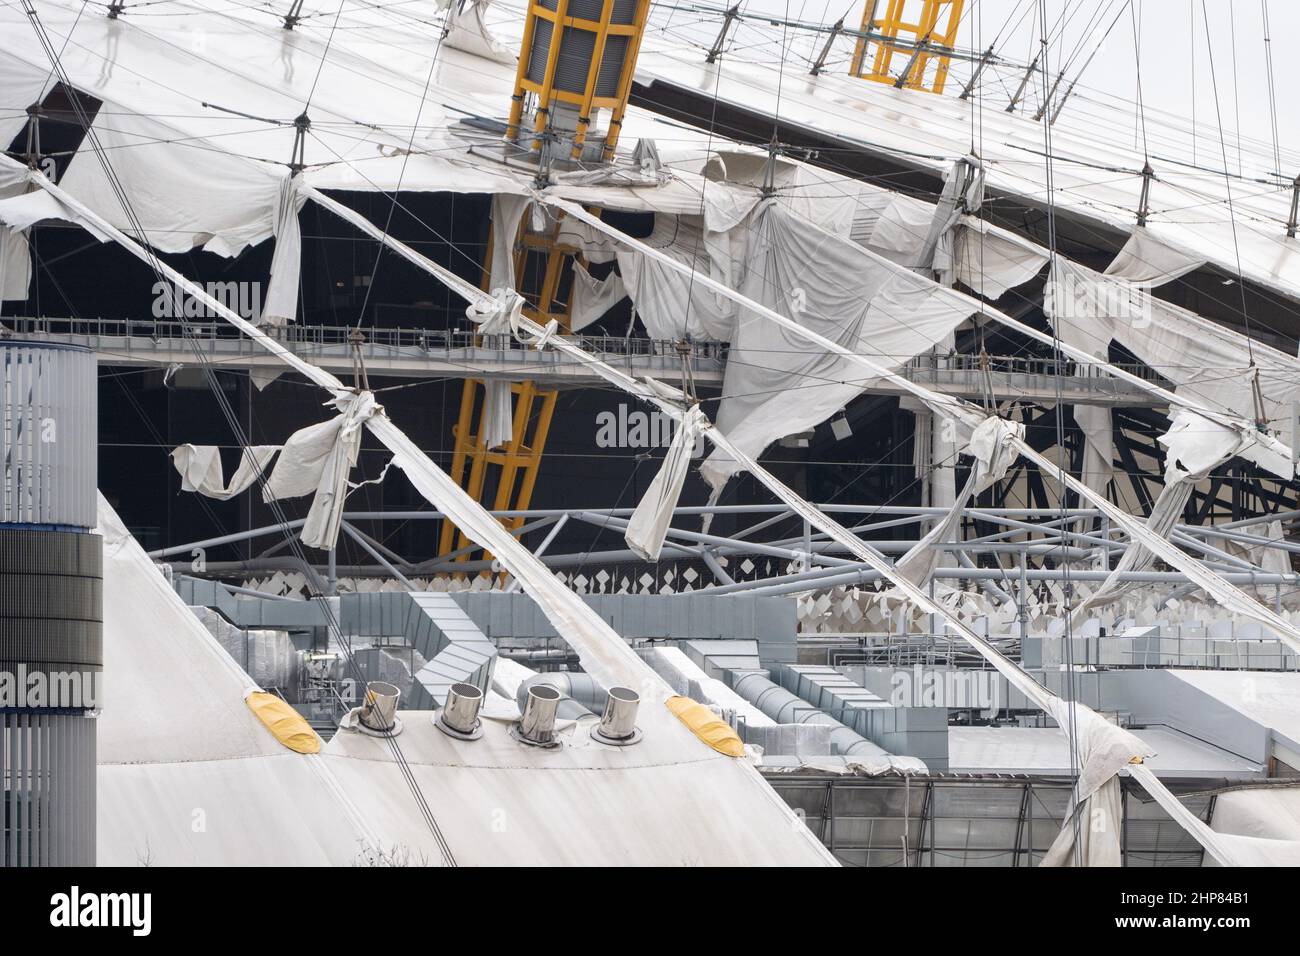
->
[1035,0,1083,866]
[23,160,461,864]
[1259,0,1281,180]
[21,6,457,865]
[540,199,1300,653]
[349,0,450,332]
[1046,0,1129,125]
[1198,0,1262,424]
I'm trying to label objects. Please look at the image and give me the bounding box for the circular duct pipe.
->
[731,671,926,772]
[592,686,642,746]
[359,681,400,733]
[437,682,484,740]
[515,672,603,719]
[516,683,561,746]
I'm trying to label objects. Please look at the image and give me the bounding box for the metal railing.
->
[906,349,1164,385]
[1,315,727,360]
[6,316,1162,389]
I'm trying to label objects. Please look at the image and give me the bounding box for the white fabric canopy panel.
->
[631,28,1300,303]
[96,494,381,866]
[320,704,836,866]
[702,201,977,491]
[0,0,755,259]
[97,493,837,866]
[1046,257,1300,430]
[21,119,1300,867]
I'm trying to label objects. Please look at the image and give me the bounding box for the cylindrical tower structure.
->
[0,342,99,867]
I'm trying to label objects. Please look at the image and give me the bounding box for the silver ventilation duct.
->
[592,686,642,745]
[359,681,401,733]
[516,683,562,746]
[515,671,603,719]
[437,681,485,740]
[731,671,927,772]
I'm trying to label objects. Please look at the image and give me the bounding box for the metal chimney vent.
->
[514,682,562,747]
[591,686,642,746]
[359,681,401,733]
[436,682,485,740]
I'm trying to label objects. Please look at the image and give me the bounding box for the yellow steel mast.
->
[849,0,964,94]
[440,0,651,561]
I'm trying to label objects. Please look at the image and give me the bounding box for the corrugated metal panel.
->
[1,712,96,866]
[1,343,96,529]
[0,529,103,669]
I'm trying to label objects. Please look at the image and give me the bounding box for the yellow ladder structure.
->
[850,0,964,94]
[439,219,576,559]
[439,0,651,561]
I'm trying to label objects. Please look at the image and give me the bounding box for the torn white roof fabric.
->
[1046,257,1300,430]
[171,444,279,502]
[700,200,977,491]
[633,33,1300,302]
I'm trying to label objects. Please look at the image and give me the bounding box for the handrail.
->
[0,315,727,363]
[3,316,1158,384]
[906,349,1163,385]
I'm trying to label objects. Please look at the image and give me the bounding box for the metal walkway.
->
[3,316,1161,404]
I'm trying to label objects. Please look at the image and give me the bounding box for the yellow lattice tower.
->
[439,218,575,560]
[506,0,651,163]
[440,0,650,561]
[849,0,964,94]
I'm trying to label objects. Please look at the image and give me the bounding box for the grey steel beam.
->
[341,522,416,589]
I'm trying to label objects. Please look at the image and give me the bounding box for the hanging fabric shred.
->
[915,154,985,286]
[0,162,32,302]
[1040,701,1154,867]
[569,262,627,331]
[1104,228,1206,285]
[698,201,977,493]
[0,223,30,302]
[263,391,380,550]
[892,415,1024,589]
[1045,258,1300,445]
[1072,403,1114,496]
[1073,408,1252,620]
[440,0,516,64]
[480,379,514,450]
[261,174,305,327]
[461,195,532,443]
[625,404,707,561]
[171,444,279,500]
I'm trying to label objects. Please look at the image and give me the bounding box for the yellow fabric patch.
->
[246,691,321,754]
[665,695,745,757]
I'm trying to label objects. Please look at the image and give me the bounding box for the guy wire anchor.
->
[676,337,698,402]
[978,345,996,413]
[349,327,370,391]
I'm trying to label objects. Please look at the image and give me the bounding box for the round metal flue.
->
[359,681,400,733]
[516,683,561,746]
[436,682,484,740]
[592,686,643,746]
